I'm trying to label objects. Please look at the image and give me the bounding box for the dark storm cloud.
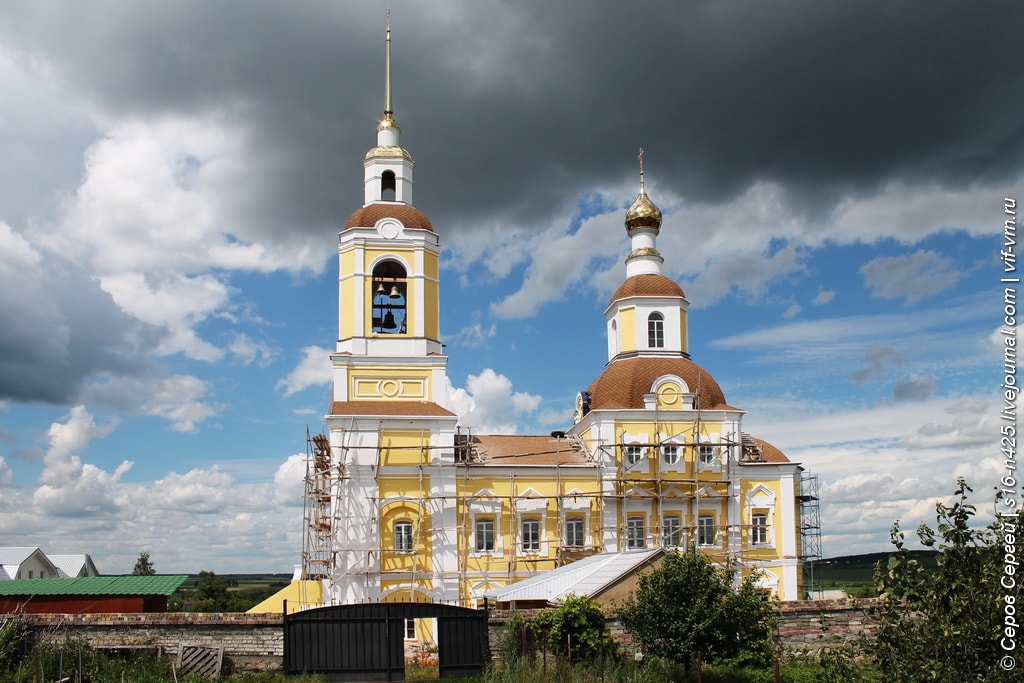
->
[2,1,1022,238]
[0,251,157,404]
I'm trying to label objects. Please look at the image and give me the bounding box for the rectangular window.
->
[752,512,769,545]
[625,445,644,466]
[663,514,681,546]
[405,618,416,640]
[698,514,715,546]
[476,518,495,552]
[521,518,540,552]
[394,520,413,551]
[698,445,716,466]
[648,314,665,348]
[565,517,585,547]
[662,444,679,465]
[626,516,646,549]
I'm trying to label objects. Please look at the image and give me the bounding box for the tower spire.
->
[638,147,646,193]
[384,8,393,122]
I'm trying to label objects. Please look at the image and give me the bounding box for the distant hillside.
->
[808,550,939,596]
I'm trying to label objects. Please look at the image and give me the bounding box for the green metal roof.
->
[0,575,187,597]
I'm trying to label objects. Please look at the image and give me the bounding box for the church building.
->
[308,23,812,609]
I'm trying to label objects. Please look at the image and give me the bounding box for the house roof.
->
[0,547,58,580]
[48,554,100,578]
[0,575,187,597]
[468,435,592,466]
[0,547,43,566]
[485,549,664,605]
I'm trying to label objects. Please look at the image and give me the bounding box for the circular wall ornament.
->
[377,219,402,239]
[380,380,400,397]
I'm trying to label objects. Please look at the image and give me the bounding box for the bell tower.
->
[323,16,460,606]
[330,15,449,409]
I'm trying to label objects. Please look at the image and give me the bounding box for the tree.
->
[531,594,616,663]
[869,478,1022,682]
[617,550,774,670]
[194,570,231,612]
[131,552,156,576]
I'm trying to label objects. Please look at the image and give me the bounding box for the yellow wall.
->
[618,307,636,353]
[349,367,434,402]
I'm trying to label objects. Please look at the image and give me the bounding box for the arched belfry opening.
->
[381,170,396,201]
[371,259,408,334]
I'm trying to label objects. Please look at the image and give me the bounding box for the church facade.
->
[312,25,810,607]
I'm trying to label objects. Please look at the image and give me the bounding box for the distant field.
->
[807,550,938,596]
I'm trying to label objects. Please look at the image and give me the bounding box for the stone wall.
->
[772,598,880,653]
[18,613,284,673]
[11,599,880,673]
[488,598,880,657]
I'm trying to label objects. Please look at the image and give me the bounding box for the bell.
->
[382,309,397,330]
[389,286,401,299]
[376,283,386,294]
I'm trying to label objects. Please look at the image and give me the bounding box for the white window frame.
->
[745,485,777,549]
[521,518,541,553]
[475,517,495,552]
[661,444,679,465]
[626,515,646,549]
[751,512,769,545]
[470,494,504,557]
[648,312,665,348]
[394,520,414,552]
[625,444,644,466]
[662,513,682,547]
[404,618,416,640]
[697,514,716,547]
[565,516,585,548]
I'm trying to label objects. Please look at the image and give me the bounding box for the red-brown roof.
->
[586,356,729,411]
[344,204,434,232]
[330,401,455,417]
[744,436,790,463]
[609,274,685,306]
[469,435,592,466]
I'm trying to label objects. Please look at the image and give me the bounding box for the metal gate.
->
[284,602,489,681]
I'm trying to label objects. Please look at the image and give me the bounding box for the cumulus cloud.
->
[82,374,220,433]
[812,289,836,305]
[447,369,543,433]
[274,453,308,507]
[893,374,937,401]
[851,345,902,385]
[860,249,964,304]
[32,406,129,518]
[278,346,332,397]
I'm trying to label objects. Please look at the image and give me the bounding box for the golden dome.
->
[624,190,662,232]
[376,113,400,133]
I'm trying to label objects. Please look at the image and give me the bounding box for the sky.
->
[0,1,1021,576]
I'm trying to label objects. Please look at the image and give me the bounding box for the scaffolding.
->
[304,416,813,605]
[302,430,336,580]
[797,472,822,598]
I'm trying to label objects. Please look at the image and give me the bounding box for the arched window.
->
[394,520,413,551]
[648,312,664,348]
[371,260,407,334]
[381,170,396,201]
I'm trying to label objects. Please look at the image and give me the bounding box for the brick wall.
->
[18,613,284,673]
